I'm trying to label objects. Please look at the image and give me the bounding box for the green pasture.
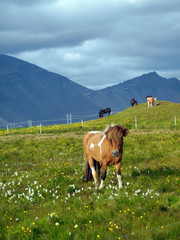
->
[0,101,180,239]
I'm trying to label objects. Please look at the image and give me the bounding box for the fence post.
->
[40,123,42,134]
[7,125,9,134]
[70,114,72,124]
[28,120,32,127]
[174,115,176,126]
[135,116,137,129]
[67,114,69,124]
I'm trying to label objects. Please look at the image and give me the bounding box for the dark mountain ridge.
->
[0,54,96,124]
[0,54,180,125]
[97,71,180,105]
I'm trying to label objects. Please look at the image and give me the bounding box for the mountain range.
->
[0,54,180,125]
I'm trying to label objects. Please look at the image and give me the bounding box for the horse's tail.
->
[84,156,93,182]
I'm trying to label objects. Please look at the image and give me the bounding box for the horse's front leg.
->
[115,162,123,189]
[99,164,107,189]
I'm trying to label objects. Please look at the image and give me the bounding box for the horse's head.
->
[105,125,128,157]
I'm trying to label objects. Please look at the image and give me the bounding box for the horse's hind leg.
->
[96,161,101,186]
[91,168,99,187]
[88,157,99,187]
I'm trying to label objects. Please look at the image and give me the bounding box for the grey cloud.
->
[0,0,180,89]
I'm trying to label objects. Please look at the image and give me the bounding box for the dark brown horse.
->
[83,124,128,189]
[130,98,138,107]
[99,108,111,118]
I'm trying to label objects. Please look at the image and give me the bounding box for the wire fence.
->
[0,110,120,130]
[0,106,178,132]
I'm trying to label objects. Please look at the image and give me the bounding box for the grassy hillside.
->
[0,101,180,136]
[0,101,179,239]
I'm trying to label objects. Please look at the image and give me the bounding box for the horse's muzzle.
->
[112,149,119,157]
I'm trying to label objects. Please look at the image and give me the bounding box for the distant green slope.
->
[106,101,180,130]
[0,101,179,135]
[80,101,180,132]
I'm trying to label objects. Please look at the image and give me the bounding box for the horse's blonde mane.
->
[101,124,116,136]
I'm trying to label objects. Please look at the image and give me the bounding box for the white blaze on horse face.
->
[98,135,106,155]
[117,174,122,189]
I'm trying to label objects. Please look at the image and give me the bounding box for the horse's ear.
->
[123,127,129,137]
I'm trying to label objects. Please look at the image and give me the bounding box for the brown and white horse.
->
[146,96,154,108]
[83,124,128,189]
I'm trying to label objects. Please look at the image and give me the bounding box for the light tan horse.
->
[146,96,154,108]
[83,124,128,189]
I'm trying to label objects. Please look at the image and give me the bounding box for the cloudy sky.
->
[1,0,180,89]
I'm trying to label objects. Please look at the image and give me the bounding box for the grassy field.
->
[0,101,180,240]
